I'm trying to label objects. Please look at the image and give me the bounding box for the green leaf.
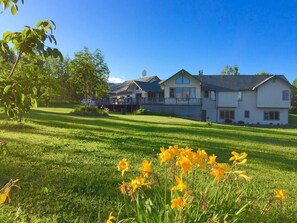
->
[4,85,11,93]
[3,31,12,42]
[11,3,18,15]
[21,93,25,102]
[50,20,56,29]
[36,20,43,27]
[3,0,9,10]
[43,20,51,31]
[32,86,38,95]
[31,98,37,108]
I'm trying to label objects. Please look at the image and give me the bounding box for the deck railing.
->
[96,97,202,106]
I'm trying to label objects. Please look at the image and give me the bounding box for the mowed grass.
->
[0,107,297,222]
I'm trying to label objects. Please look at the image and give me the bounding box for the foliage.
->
[221,65,239,75]
[256,71,269,76]
[45,57,80,102]
[0,108,296,222]
[111,146,289,223]
[132,108,176,117]
[0,77,37,120]
[290,79,297,113]
[71,105,109,116]
[0,0,24,15]
[68,47,109,107]
[132,109,155,115]
[0,0,62,120]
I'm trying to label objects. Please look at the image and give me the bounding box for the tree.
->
[291,79,297,114]
[0,0,62,120]
[221,65,240,75]
[68,47,109,107]
[256,71,269,76]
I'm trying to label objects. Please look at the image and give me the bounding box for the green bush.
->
[132,109,176,117]
[71,106,109,116]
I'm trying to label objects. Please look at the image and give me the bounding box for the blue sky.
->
[1,0,297,83]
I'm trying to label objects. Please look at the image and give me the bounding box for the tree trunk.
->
[7,51,21,80]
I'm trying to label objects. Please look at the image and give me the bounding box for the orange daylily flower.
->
[208,154,217,165]
[106,212,116,223]
[0,179,20,205]
[139,160,152,178]
[169,145,180,156]
[210,163,231,183]
[171,175,187,192]
[229,151,247,164]
[274,189,287,201]
[117,159,130,176]
[159,146,173,165]
[176,155,192,174]
[171,196,188,210]
[130,176,151,192]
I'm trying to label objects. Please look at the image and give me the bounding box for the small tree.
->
[256,71,269,76]
[291,79,297,114]
[68,47,109,107]
[221,65,240,75]
[0,0,62,120]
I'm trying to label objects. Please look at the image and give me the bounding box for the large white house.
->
[106,69,293,124]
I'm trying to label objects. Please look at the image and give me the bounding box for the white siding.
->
[163,74,201,103]
[215,91,289,124]
[201,91,217,122]
[217,92,239,107]
[257,78,291,108]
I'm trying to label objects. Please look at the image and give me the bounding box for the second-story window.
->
[210,91,216,100]
[238,91,243,101]
[175,76,190,84]
[170,88,175,98]
[204,91,209,98]
[282,90,289,101]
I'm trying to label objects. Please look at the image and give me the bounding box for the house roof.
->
[109,75,160,95]
[159,69,201,85]
[133,81,163,92]
[194,75,291,91]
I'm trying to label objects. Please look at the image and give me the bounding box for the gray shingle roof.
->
[194,75,290,91]
[109,76,160,95]
[134,81,163,92]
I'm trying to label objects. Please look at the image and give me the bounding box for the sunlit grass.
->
[0,107,296,222]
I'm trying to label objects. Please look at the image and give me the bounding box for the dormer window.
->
[238,91,242,101]
[175,76,190,84]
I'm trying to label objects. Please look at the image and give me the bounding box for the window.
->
[220,110,235,120]
[282,90,289,101]
[210,91,216,100]
[169,87,196,98]
[170,88,175,98]
[238,91,243,101]
[244,110,250,118]
[175,76,190,84]
[204,91,209,98]
[190,88,196,98]
[264,111,280,120]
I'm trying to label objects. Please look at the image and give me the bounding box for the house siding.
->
[257,78,291,108]
[217,92,239,107]
[163,73,201,104]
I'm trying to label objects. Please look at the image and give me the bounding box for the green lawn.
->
[0,107,297,222]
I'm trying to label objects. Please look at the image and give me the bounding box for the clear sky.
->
[1,0,297,83]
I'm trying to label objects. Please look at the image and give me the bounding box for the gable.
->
[161,69,201,86]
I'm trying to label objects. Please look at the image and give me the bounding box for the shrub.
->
[132,109,155,115]
[225,119,232,124]
[132,109,176,117]
[71,106,109,116]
